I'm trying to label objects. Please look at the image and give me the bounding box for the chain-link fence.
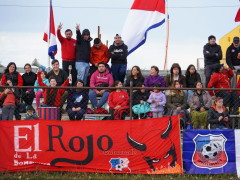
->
[0,85,240,129]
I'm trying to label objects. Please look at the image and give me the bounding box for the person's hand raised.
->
[76,23,80,31]
[58,22,63,30]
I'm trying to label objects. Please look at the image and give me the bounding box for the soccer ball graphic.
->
[202,143,219,159]
[115,163,124,171]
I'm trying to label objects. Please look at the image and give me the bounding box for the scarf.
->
[45,88,58,106]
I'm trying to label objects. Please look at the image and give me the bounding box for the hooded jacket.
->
[90,68,114,92]
[207,105,229,129]
[226,43,240,69]
[90,43,110,65]
[109,41,128,64]
[207,68,233,96]
[76,29,92,62]
[203,43,222,65]
[165,64,186,87]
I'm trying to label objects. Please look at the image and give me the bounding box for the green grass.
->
[0,171,238,180]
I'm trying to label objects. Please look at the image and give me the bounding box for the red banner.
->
[0,116,182,174]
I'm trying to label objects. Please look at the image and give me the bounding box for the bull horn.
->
[161,117,172,139]
[127,132,147,151]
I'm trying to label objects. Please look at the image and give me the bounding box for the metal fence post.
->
[129,81,133,120]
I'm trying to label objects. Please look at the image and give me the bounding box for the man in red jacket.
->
[57,23,77,86]
[208,63,239,114]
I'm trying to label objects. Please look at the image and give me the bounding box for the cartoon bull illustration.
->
[127,117,177,171]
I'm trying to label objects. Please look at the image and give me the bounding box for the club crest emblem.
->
[192,134,228,169]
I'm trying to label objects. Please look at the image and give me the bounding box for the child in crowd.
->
[0,79,20,120]
[34,71,50,111]
[147,83,166,118]
[24,105,39,120]
[108,81,130,120]
[37,69,70,108]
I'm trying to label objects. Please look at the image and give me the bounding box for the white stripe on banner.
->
[235,129,240,178]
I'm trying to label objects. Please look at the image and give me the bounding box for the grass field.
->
[0,171,238,180]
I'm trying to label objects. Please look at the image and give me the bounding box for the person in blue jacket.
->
[66,79,89,120]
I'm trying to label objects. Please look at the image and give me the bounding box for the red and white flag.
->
[43,0,57,59]
[121,0,166,55]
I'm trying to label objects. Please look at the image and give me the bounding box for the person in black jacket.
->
[132,83,150,119]
[185,64,201,104]
[125,66,145,88]
[109,33,128,84]
[226,37,240,88]
[203,35,222,87]
[22,63,37,106]
[75,24,92,84]
[47,59,68,116]
[207,97,229,129]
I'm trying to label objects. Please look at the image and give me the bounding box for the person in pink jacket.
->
[89,62,114,112]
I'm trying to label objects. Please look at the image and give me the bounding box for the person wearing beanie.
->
[203,35,222,87]
[109,33,128,84]
[24,105,39,120]
[207,63,239,115]
[75,23,92,84]
[165,63,186,87]
[226,36,240,88]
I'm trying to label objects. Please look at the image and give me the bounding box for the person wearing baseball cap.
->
[203,35,222,87]
[226,36,240,88]
[207,63,239,115]
[109,33,128,84]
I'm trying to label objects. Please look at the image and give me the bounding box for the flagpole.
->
[47,0,51,69]
[164,0,169,70]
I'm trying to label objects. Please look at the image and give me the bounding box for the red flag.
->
[235,8,240,22]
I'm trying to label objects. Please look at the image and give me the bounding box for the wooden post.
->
[106,40,108,47]
[99,34,101,40]
[130,81,133,120]
[178,114,184,175]
[98,26,100,38]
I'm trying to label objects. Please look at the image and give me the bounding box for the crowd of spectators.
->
[1,29,240,130]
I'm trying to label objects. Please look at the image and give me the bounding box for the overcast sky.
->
[0,0,239,70]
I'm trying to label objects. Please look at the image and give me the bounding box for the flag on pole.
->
[121,0,166,55]
[43,0,57,59]
[235,8,240,22]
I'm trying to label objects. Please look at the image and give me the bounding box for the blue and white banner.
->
[183,130,236,174]
[235,130,240,178]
